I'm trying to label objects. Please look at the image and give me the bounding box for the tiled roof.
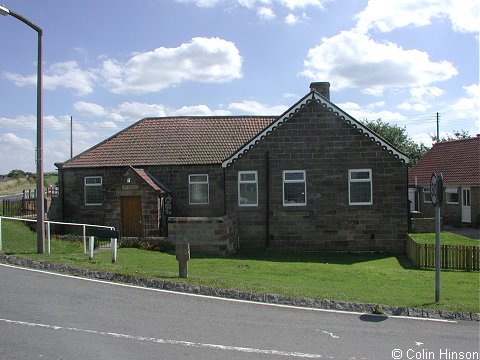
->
[62,116,276,168]
[408,136,480,186]
[131,167,162,192]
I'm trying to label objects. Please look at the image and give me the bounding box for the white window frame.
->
[423,187,432,203]
[189,174,209,205]
[445,187,459,204]
[283,170,307,207]
[84,176,103,206]
[348,169,373,206]
[238,171,258,207]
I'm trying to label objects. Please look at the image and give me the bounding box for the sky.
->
[0,0,478,174]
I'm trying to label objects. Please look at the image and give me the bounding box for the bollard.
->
[111,238,117,263]
[175,243,190,278]
[89,236,94,260]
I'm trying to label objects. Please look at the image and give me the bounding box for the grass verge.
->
[1,219,479,313]
[0,174,58,196]
[409,232,479,246]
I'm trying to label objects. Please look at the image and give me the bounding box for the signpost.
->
[430,173,444,303]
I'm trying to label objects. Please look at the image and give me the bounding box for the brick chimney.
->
[310,82,330,101]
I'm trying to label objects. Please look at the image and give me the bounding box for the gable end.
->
[222,91,409,167]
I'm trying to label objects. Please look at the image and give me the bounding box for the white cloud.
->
[0,133,34,173]
[362,86,385,97]
[367,101,385,109]
[176,0,325,22]
[338,101,406,123]
[0,115,36,131]
[257,7,276,20]
[354,0,479,34]
[74,101,167,122]
[44,115,70,131]
[301,31,458,91]
[0,133,33,148]
[170,105,231,116]
[228,100,287,114]
[5,38,242,96]
[106,37,242,95]
[93,121,119,129]
[397,102,428,112]
[447,84,480,131]
[285,13,299,24]
[280,0,325,10]
[5,61,95,96]
[179,0,326,10]
[410,86,444,101]
[176,0,222,7]
[74,101,107,117]
[397,86,445,113]
[112,102,167,120]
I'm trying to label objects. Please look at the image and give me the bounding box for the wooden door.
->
[121,196,142,237]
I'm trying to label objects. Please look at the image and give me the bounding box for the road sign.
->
[430,173,444,206]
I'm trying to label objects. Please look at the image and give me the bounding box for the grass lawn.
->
[410,232,479,246]
[1,219,479,313]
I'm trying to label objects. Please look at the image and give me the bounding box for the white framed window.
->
[189,174,209,204]
[423,187,432,203]
[238,171,258,207]
[349,169,372,205]
[445,187,459,204]
[283,170,306,206]
[84,176,103,205]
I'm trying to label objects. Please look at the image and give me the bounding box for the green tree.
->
[429,129,472,142]
[7,169,26,179]
[361,119,429,166]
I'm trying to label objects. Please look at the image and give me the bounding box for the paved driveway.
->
[450,227,480,240]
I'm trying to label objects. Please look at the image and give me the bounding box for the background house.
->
[56,82,409,254]
[408,136,480,228]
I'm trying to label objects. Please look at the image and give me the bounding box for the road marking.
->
[318,330,340,339]
[0,263,458,323]
[0,318,325,358]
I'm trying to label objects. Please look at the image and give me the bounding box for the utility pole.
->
[70,116,73,158]
[436,112,440,143]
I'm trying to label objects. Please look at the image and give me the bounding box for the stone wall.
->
[58,164,226,234]
[225,100,408,252]
[168,216,238,256]
[410,217,443,233]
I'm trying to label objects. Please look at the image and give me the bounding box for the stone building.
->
[55,82,409,254]
[408,136,480,228]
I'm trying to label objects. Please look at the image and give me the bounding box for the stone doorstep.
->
[0,254,478,322]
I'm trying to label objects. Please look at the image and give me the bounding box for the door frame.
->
[461,187,471,223]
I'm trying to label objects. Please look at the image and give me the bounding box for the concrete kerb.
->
[0,253,478,322]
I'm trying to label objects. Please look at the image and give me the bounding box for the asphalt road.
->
[0,264,478,360]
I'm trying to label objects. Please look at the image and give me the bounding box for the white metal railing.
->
[0,216,117,260]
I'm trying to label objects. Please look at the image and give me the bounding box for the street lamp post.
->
[1,4,45,254]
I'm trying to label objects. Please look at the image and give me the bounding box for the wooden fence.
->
[406,235,480,271]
